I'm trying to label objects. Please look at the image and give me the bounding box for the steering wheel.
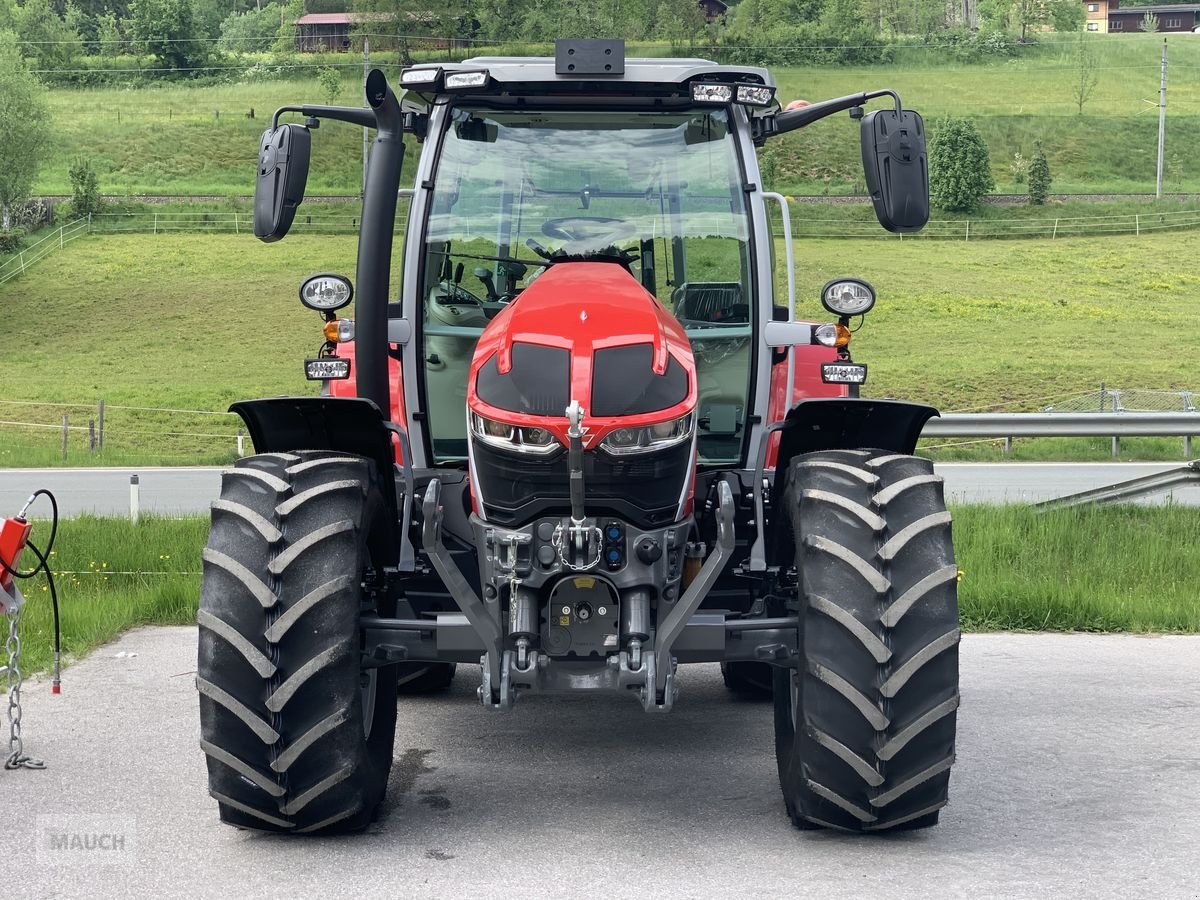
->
[542,216,635,244]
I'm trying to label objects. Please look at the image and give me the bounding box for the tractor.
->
[197,41,959,836]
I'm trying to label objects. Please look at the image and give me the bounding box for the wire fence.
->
[788,206,1200,240]
[0,398,244,464]
[0,220,89,287]
[1044,387,1198,413]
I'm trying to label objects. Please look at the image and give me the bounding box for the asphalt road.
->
[1,462,1197,517]
[4,627,1199,899]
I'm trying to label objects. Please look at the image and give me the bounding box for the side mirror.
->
[860,109,928,234]
[254,124,311,243]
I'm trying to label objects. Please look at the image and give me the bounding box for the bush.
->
[0,227,27,254]
[929,117,995,212]
[1028,144,1051,205]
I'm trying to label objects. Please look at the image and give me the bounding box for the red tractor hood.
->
[467,262,697,448]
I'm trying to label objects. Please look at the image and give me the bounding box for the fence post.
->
[154,213,158,235]
[59,226,64,249]
[88,419,96,451]
[1052,218,1058,239]
[19,251,25,273]
[61,415,69,460]
[1136,214,1140,236]
[237,428,245,456]
[965,221,970,242]
[129,475,140,524]
[97,398,105,450]
[88,212,92,232]
[234,212,239,235]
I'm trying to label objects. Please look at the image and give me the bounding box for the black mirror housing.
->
[860,109,928,234]
[254,123,311,242]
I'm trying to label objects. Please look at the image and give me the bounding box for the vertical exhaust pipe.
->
[355,69,404,417]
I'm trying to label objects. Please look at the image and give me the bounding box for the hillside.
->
[34,34,1200,197]
[1,230,1195,463]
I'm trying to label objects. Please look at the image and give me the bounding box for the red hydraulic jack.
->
[1,493,56,770]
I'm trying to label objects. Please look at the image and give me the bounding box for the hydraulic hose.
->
[0,489,62,693]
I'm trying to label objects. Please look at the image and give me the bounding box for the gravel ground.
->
[3,627,1199,899]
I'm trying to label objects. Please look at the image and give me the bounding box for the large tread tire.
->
[720,661,774,700]
[396,663,457,695]
[774,448,959,833]
[197,450,398,835]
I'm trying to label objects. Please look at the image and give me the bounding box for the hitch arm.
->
[652,479,735,705]
[421,480,505,702]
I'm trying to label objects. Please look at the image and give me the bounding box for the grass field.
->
[10,504,1199,678]
[32,34,1200,197]
[1,229,1195,463]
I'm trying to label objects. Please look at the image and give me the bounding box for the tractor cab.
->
[412,93,757,467]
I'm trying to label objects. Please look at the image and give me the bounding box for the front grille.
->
[473,439,690,529]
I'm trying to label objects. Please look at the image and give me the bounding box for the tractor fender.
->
[229,396,402,565]
[764,398,939,566]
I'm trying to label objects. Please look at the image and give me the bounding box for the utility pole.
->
[1157,38,1167,199]
[363,35,370,197]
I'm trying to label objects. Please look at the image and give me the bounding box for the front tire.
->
[774,449,959,833]
[197,451,398,834]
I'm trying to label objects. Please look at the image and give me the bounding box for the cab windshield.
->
[420,106,754,465]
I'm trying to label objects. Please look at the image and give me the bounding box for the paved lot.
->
[1,462,1197,517]
[4,628,1200,899]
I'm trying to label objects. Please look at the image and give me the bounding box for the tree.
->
[1027,143,1050,204]
[97,11,123,56]
[317,65,339,104]
[14,0,82,70]
[929,116,994,212]
[68,157,101,218]
[1072,32,1098,115]
[129,0,206,70]
[983,0,1081,41]
[217,5,279,54]
[0,30,52,230]
[1140,11,1159,32]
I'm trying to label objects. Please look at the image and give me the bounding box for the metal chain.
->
[5,608,44,770]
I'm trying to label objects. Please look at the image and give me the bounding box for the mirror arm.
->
[759,89,903,140]
[271,104,378,130]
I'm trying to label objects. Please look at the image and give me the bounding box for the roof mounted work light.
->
[400,67,441,89]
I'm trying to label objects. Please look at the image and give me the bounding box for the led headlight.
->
[692,83,733,104]
[821,278,876,317]
[471,413,561,456]
[600,412,694,456]
[444,70,490,90]
[304,358,350,380]
[299,273,353,312]
[400,67,441,88]
[736,84,776,106]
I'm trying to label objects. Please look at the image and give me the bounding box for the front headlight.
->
[471,413,561,456]
[600,412,694,456]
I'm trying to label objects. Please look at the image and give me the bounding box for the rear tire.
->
[720,661,774,700]
[396,663,457,695]
[197,451,398,834]
[774,449,959,833]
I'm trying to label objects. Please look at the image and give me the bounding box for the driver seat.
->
[672,282,749,324]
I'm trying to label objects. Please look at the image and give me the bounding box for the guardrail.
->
[924,412,1200,457]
